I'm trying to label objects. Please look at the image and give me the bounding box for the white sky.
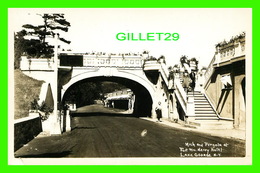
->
[9,8,251,67]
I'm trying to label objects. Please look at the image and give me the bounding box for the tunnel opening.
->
[61,76,153,117]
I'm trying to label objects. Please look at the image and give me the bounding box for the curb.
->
[140,117,246,141]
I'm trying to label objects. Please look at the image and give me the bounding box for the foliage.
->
[64,81,126,107]
[189,57,199,65]
[22,14,71,44]
[30,98,40,110]
[16,31,54,58]
[180,55,189,65]
[215,32,245,47]
[39,101,54,120]
[142,50,149,54]
[100,82,126,94]
[63,82,101,107]
[168,64,180,73]
[14,30,25,69]
[30,99,53,120]
[158,55,166,63]
[14,13,71,69]
[145,56,157,61]
[14,70,44,119]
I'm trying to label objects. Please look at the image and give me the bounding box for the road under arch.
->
[61,76,153,117]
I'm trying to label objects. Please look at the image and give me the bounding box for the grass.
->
[14,70,44,119]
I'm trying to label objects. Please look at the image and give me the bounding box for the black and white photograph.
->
[9,8,252,165]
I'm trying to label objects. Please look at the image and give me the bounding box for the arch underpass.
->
[61,76,153,117]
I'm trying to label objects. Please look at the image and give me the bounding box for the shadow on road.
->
[14,114,246,158]
[71,126,98,131]
[70,111,140,132]
[15,151,72,158]
[71,112,136,117]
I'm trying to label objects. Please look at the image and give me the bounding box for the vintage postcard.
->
[8,8,252,165]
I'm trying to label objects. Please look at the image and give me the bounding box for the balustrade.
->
[82,55,144,68]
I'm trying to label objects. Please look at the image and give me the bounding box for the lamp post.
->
[51,33,61,134]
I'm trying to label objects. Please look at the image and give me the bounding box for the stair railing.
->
[203,92,234,121]
[159,63,169,86]
[174,77,187,114]
[204,55,216,89]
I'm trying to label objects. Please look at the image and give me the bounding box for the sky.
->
[9,8,251,67]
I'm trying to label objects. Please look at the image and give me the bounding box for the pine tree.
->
[23,14,71,44]
[15,13,71,60]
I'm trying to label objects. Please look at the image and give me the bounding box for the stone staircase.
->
[188,91,219,120]
[185,91,233,129]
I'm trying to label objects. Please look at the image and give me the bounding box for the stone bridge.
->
[20,53,178,134]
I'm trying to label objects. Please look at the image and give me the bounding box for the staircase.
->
[188,91,218,120]
[185,91,233,129]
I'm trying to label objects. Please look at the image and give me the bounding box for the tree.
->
[15,13,71,61]
[14,30,26,69]
[23,14,71,44]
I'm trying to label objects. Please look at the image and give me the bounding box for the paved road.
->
[75,104,132,114]
[15,112,245,158]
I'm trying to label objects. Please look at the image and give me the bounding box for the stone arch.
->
[60,69,156,117]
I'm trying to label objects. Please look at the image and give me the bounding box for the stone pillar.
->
[152,102,157,119]
[172,94,179,122]
[234,75,246,129]
[60,111,64,132]
[66,110,71,132]
[50,111,61,135]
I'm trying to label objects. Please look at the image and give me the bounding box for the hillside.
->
[14,70,44,119]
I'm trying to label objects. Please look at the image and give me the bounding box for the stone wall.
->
[204,60,246,129]
[14,115,42,151]
[205,68,234,119]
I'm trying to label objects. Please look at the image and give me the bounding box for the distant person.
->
[155,102,162,122]
[182,71,190,93]
[111,101,115,108]
[189,71,196,94]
